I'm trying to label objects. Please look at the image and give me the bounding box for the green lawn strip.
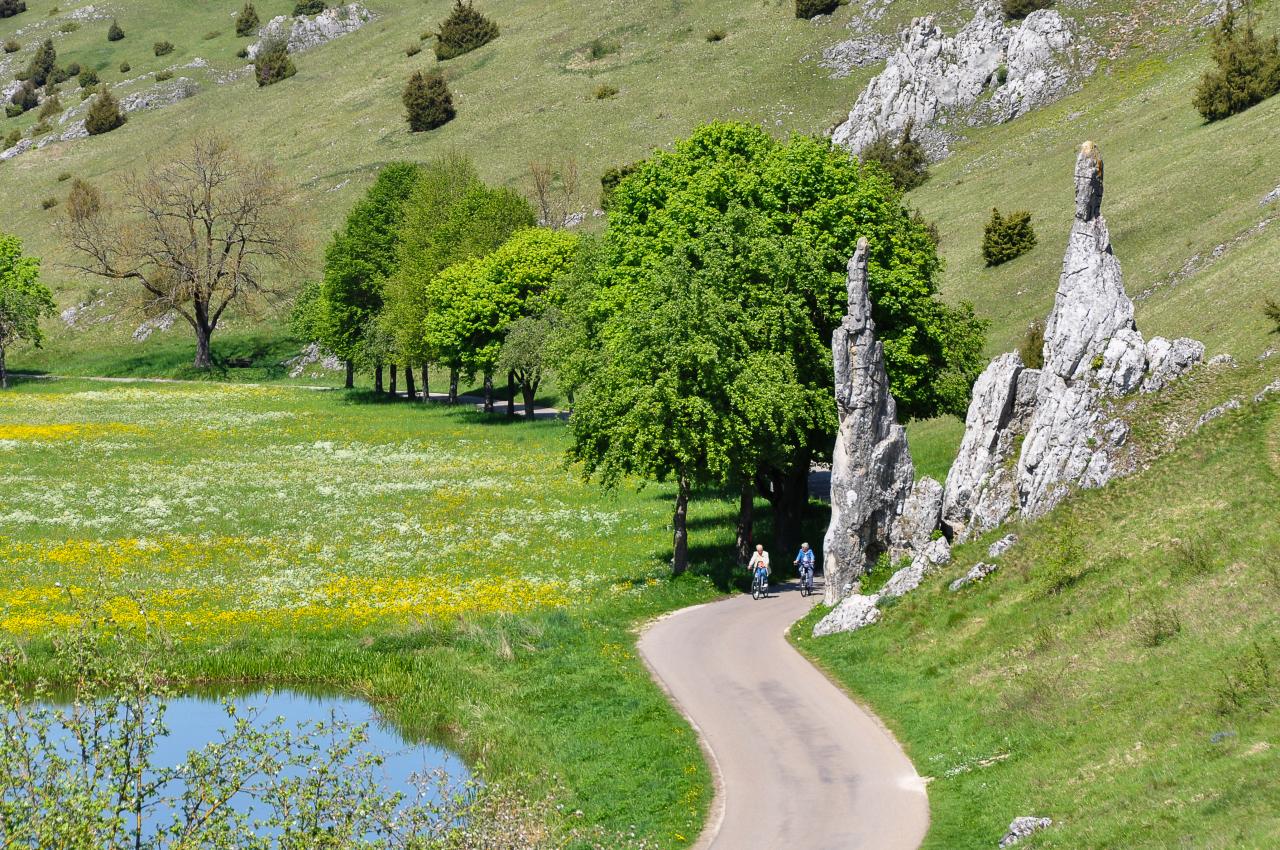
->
[793,393,1280,848]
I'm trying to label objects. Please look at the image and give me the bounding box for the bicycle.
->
[751,568,768,600]
[798,564,814,597]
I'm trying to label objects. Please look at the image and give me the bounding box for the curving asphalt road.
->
[639,580,929,850]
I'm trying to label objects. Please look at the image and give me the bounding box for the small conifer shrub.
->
[41,196,58,209]
[983,208,1037,266]
[402,70,454,131]
[3,129,20,149]
[860,120,930,192]
[27,38,56,87]
[1193,4,1280,121]
[0,0,27,19]
[78,68,99,88]
[253,38,296,87]
[65,62,81,76]
[119,61,130,73]
[58,20,77,32]
[154,70,173,82]
[434,1,499,61]
[236,46,249,59]
[593,83,618,99]
[3,104,20,118]
[586,37,620,61]
[1263,297,1280,334]
[1018,319,1046,369]
[293,0,326,14]
[108,19,124,41]
[153,40,174,57]
[84,86,126,135]
[9,80,37,113]
[2,39,19,53]
[37,92,60,119]
[235,3,260,37]
[1001,0,1053,19]
[706,28,727,42]
[795,0,839,19]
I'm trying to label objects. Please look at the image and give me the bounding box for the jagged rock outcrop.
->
[949,561,998,592]
[247,3,372,58]
[120,77,200,113]
[987,533,1019,559]
[941,353,1039,541]
[831,3,1083,158]
[821,238,915,604]
[1016,142,1204,517]
[879,537,951,600]
[813,594,881,636]
[889,476,943,562]
[1142,336,1206,392]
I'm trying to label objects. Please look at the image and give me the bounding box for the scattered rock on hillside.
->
[1142,336,1205,392]
[813,593,881,636]
[821,237,914,604]
[1262,185,1280,206]
[831,3,1087,158]
[821,36,891,78]
[0,138,34,161]
[988,533,1019,558]
[999,816,1052,847]
[1254,380,1280,404]
[949,561,998,591]
[941,352,1039,542]
[61,295,110,328]
[132,311,177,343]
[284,342,343,378]
[890,476,944,561]
[880,537,951,599]
[1195,397,1241,429]
[120,78,199,113]
[1207,353,1237,368]
[248,3,373,58]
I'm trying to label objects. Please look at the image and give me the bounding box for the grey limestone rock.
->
[988,533,1019,558]
[941,352,1039,541]
[999,816,1052,847]
[120,78,199,113]
[949,561,999,591]
[879,537,951,600]
[132,312,178,343]
[1142,336,1205,392]
[248,3,372,58]
[284,342,343,378]
[821,238,915,605]
[890,475,944,562]
[1253,380,1280,404]
[813,594,882,637]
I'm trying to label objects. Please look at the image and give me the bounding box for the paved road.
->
[639,581,928,850]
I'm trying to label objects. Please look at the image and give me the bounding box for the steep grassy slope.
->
[798,360,1280,848]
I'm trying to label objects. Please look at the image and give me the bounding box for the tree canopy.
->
[0,233,53,388]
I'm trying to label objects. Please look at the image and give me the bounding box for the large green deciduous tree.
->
[565,122,986,563]
[0,233,53,389]
[318,162,421,386]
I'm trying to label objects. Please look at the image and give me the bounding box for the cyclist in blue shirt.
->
[794,542,815,594]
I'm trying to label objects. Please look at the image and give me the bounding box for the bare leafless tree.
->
[62,135,301,368]
[526,157,582,230]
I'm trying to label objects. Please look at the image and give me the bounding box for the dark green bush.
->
[1018,319,1046,369]
[57,171,71,181]
[235,3,260,37]
[406,43,421,57]
[859,120,930,192]
[795,0,839,19]
[0,0,27,19]
[253,38,296,87]
[78,68,98,88]
[84,86,126,135]
[65,62,80,76]
[402,70,454,131]
[154,70,173,82]
[58,20,77,32]
[154,40,174,57]
[40,196,57,209]
[2,39,18,53]
[293,0,326,14]
[108,19,124,41]
[235,46,248,59]
[1264,297,1280,333]
[3,129,20,149]
[600,161,639,209]
[434,0,499,61]
[47,65,70,85]
[982,208,1037,266]
[4,104,22,118]
[1193,5,1280,121]
[27,38,56,87]
[706,28,727,42]
[586,36,620,61]
[593,83,618,99]
[1002,0,1053,19]
[9,80,38,113]
[119,61,131,73]
[37,92,60,119]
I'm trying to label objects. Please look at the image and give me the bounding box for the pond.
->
[10,689,468,842]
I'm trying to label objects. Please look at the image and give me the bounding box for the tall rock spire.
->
[821,238,914,604]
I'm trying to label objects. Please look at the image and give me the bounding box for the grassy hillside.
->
[798,359,1280,847]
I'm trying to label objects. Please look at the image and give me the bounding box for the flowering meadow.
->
[0,381,690,642]
[0,378,726,847]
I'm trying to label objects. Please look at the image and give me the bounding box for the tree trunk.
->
[507,370,517,418]
[672,476,691,576]
[448,367,459,403]
[735,483,754,567]
[483,371,494,413]
[764,461,811,559]
[193,324,213,369]
[405,364,417,400]
[374,364,384,394]
[421,365,429,399]
[344,360,354,389]
[0,346,7,390]
[389,364,398,398]
[521,380,539,420]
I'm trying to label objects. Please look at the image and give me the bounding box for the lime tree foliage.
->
[1192,3,1280,121]
[107,19,124,41]
[555,122,986,570]
[1002,0,1053,19]
[859,120,930,192]
[306,162,421,386]
[0,232,53,389]
[84,86,126,135]
[599,162,639,209]
[498,313,553,416]
[0,0,27,19]
[383,156,535,402]
[422,228,577,411]
[235,3,260,37]
[795,0,840,19]
[254,38,296,87]
[982,207,1037,266]
[434,0,499,61]
[402,70,455,131]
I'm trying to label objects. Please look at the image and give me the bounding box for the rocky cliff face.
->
[821,238,915,604]
[248,3,373,59]
[831,3,1085,159]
